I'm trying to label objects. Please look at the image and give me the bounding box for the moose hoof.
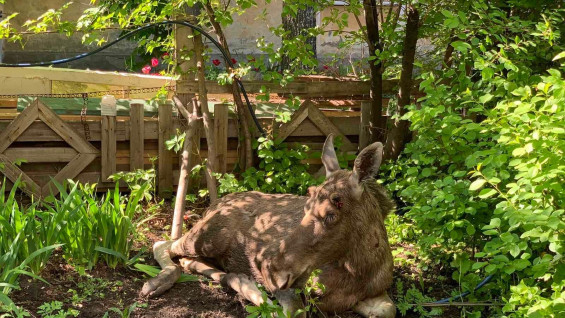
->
[140,265,181,298]
[353,293,396,318]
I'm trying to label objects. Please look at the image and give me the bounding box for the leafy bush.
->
[218,137,322,196]
[384,3,565,317]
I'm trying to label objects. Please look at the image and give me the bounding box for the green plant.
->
[102,302,147,318]
[48,181,149,271]
[383,3,565,317]
[216,136,322,196]
[395,280,442,317]
[109,167,158,203]
[245,290,287,318]
[37,301,78,318]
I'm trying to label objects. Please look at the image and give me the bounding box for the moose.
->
[141,135,396,317]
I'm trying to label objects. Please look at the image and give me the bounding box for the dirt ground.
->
[10,204,463,318]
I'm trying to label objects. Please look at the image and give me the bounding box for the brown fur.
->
[175,169,394,313]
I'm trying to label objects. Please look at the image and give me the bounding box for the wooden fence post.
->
[359,100,371,150]
[214,103,229,174]
[130,103,144,170]
[158,103,174,198]
[101,95,117,180]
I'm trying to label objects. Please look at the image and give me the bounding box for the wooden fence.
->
[0,67,408,197]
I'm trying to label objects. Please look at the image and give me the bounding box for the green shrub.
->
[217,136,323,196]
[384,3,565,317]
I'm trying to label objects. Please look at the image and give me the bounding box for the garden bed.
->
[8,203,464,318]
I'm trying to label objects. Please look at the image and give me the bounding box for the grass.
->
[0,178,153,316]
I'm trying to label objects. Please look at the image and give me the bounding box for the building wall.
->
[1,0,371,70]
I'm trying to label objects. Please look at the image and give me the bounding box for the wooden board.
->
[130,103,145,170]
[101,116,117,180]
[4,147,77,163]
[178,79,403,97]
[214,103,229,174]
[158,104,173,198]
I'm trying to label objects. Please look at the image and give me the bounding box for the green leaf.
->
[469,179,486,191]
[451,41,471,54]
[479,94,493,104]
[478,188,497,198]
[552,51,565,61]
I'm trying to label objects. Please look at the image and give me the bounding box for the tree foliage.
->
[384,1,565,317]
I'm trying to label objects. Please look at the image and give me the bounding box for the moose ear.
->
[351,142,383,185]
[322,134,340,177]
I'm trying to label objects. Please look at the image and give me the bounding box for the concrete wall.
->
[2,0,136,70]
[2,0,372,71]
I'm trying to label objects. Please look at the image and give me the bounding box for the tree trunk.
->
[281,4,317,71]
[203,2,254,171]
[384,6,420,160]
[363,0,385,143]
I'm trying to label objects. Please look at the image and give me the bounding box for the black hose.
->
[433,274,493,304]
[0,20,265,134]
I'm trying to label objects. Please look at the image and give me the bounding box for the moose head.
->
[260,134,388,291]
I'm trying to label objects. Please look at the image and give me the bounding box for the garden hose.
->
[0,20,265,135]
[432,274,494,304]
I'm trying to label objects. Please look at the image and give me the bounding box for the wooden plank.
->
[359,100,371,150]
[37,101,98,154]
[277,100,312,141]
[42,153,97,197]
[0,99,18,108]
[4,147,77,163]
[214,103,229,173]
[0,99,39,153]
[129,103,144,170]
[178,79,402,97]
[0,154,42,198]
[0,67,174,88]
[306,103,356,151]
[158,103,174,198]
[101,116,117,180]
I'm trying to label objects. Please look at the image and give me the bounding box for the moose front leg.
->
[180,257,305,317]
[140,240,184,298]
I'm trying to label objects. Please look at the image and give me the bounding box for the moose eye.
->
[324,213,337,224]
[330,195,343,209]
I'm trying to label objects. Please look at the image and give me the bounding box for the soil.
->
[10,204,463,318]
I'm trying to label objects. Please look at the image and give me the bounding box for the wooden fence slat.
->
[43,153,97,197]
[0,99,39,153]
[101,116,117,180]
[130,103,144,170]
[158,103,173,198]
[277,100,312,141]
[214,103,229,174]
[0,154,41,198]
[359,101,371,150]
[5,147,77,163]
[177,79,403,97]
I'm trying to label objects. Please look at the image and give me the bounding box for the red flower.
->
[162,52,170,58]
[231,58,237,64]
[323,65,329,70]
[151,57,159,67]
[142,65,151,74]
[212,59,221,66]
[183,214,189,221]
